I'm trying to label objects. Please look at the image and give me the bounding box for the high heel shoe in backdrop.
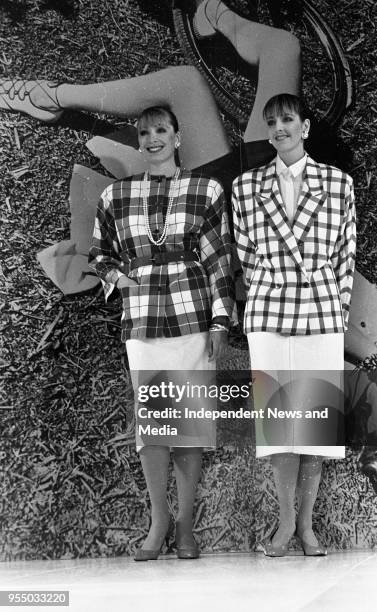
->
[0,79,64,123]
[192,0,229,40]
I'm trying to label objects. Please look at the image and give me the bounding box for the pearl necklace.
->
[142,168,180,246]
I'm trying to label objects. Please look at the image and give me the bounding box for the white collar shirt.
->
[276,154,307,223]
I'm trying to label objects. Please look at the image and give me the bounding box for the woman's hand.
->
[208,330,228,362]
[116,275,139,289]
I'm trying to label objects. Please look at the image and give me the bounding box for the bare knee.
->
[166,65,211,98]
[267,29,301,62]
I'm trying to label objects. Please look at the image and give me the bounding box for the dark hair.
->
[137,106,179,133]
[263,93,306,122]
[263,93,353,171]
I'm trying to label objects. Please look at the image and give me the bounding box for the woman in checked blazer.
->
[232,93,356,557]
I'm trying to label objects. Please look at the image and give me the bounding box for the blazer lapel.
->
[293,157,327,242]
[256,161,305,273]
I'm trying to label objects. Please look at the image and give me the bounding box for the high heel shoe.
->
[262,526,294,557]
[0,79,63,123]
[134,516,175,562]
[174,523,200,559]
[295,529,327,556]
[176,539,200,560]
[192,0,229,40]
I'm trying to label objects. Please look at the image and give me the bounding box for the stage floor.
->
[0,550,374,611]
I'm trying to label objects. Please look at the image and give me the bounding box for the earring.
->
[268,139,272,145]
[138,147,143,153]
[175,143,180,149]
[302,132,309,139]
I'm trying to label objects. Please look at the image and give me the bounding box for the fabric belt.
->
[129,251,199,271]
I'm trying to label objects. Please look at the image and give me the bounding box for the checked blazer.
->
[232,155,356,335]
[89,169,235,341]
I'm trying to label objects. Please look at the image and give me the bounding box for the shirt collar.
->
[276,154,307,178]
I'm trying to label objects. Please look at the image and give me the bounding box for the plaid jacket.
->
[232,156,356,335]
[89,170,235,340]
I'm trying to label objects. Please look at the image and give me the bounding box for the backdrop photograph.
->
[1,0,377,566]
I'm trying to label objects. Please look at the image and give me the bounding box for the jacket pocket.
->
[310,265,344,324]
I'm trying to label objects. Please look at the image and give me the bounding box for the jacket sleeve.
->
[330,176,356,329]
[232,177,256,292]
[88,185,128,301]
[199,180,236,324]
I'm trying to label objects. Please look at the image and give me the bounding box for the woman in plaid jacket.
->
[232,93,356,556]
[89,105,235,561]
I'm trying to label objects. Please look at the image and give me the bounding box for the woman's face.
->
[138,116,180,165]
[265,107,309,158]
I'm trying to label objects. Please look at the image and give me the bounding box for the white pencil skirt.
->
[126,332,216,451]
[247,332,345,458]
